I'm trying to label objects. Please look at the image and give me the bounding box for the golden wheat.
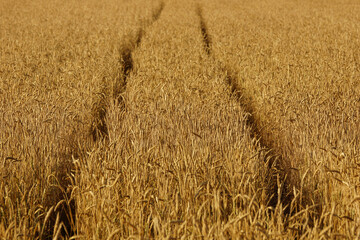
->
[1,0,360,239]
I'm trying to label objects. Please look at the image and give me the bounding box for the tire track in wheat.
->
[91,1,165,142]
[196,4,295,217]
[197,6,211,55]
[41,3,165,239]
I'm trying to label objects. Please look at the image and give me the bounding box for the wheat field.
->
[1,0,360,239]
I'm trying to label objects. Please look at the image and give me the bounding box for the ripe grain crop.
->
[201,0,360,237]
[1,0,163,238]
[1,0,360,239]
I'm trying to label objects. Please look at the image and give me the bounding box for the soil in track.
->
[196,4,295,217]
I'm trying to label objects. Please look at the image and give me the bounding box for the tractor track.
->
[41,2,165,239]
[39,136,79,239]
[196,4,295,218]
[197,6,211,55]
[91,1,165,142]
